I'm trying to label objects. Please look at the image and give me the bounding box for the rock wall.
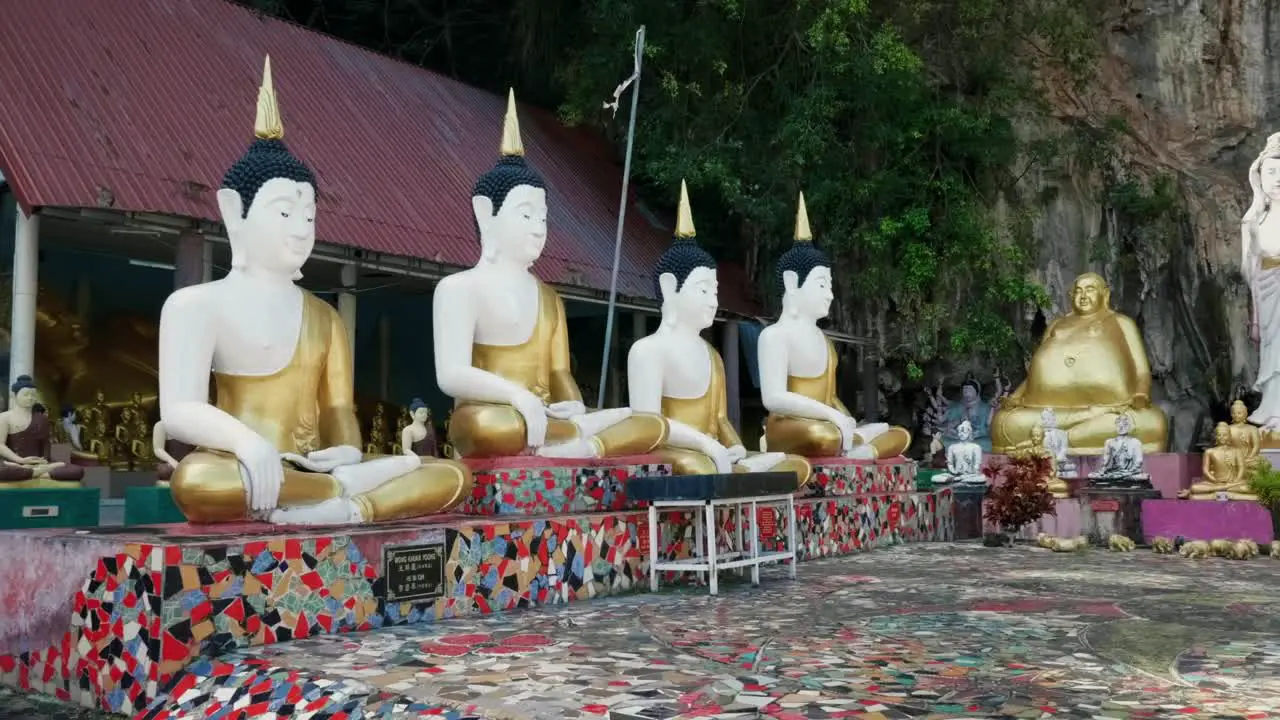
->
[903,0,1280,452]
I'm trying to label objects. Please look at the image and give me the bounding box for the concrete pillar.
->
[378,314,391,400]
[861,346,879,422]
[721,319,741,430]
[337,264,358,358]
[174,231,206,289]
[202,239,214,283]
[9,207,38,396]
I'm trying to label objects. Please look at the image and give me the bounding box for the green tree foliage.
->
[239,0,1102,368]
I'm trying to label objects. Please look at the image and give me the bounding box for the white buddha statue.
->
[758,193,911,460]
[1243,132,1280,437]
[1088,413,1148,482]
[1040,408,1077,478]
[627,181,811,482]
[937,419,984,485]
[158,58,472,524]
[431,90,667,459]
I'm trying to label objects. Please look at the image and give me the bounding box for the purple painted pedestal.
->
[1142,499,1276,544]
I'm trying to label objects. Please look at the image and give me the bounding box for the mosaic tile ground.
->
[0,490,950,716]
[136,542,1280,720]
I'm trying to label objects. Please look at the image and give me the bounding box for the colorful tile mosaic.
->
[456,456,672,516]
[800,457,917,498]
[141,542,1280,720]
[0,488,950,715]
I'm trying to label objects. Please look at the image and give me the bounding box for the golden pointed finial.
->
[254,56,284,141]
[675,180,696,238]
[500,88,525,157]
[794,191,813,242]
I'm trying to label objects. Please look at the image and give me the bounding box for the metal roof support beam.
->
[9,204,38,401]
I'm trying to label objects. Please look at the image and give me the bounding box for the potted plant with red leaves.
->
[981,454,1056,547]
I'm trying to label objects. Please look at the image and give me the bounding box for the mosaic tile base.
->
[799,457,916,498]
[456,455,672,516]
[0,490,949,715]
[145,542,1280,720]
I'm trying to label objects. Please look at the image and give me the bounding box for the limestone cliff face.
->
[973,0,1280,450]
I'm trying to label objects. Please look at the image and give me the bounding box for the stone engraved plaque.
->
[383,540,445,603]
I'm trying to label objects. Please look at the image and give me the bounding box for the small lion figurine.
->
[1240,539,1260,557]
[1271,540,1280,558]
[1036,532,1054,549]
[1180,540,1211,559]
[1151,536,1174,554]
[1209,539,1234,557]
[1051,537,1088,552]
[1108,534,1136,552]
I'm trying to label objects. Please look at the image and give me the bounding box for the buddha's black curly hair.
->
[774,240,832,296]
[654,238,717,297]
[221,139,316,217]
[471,156,547,238]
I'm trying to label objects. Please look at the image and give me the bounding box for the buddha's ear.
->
[782,270,800,294]
[658,272,679,303]
[471,196,494,231]
[216,188,243,232]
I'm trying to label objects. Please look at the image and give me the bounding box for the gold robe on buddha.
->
[764,338,911,459]
[448,281,666,458]
[170,293,473,523]
[1184,440,1255,500]
[658,341,811,484]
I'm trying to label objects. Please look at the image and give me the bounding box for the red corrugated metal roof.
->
[0,0,758,313]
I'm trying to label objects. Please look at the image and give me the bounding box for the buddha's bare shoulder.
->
[629,333,661,358]
[434,269,479,298]
[160,281,224,317]
[758,323,784,344]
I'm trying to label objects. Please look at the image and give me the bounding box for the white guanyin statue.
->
[157,58,472,524]
[431,89,667,459]
[626,181,811,482]
[1088,414,1148,482]
[1040,408,1077,478]
[758,193,912,460]
[1243,132,1280,437]
[937,420,984,486]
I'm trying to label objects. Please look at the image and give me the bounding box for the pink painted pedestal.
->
[1141,499,1275,544]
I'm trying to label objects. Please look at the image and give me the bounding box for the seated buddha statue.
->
[758,193,911,460]
[158,58,472,524]
[400,398,440,458]
[991,272,1168,455]
[1012,422,1069,498]
[1227,399,1263,471]
[0,375,85,487]
[626,182,810,483]
[1181,422,1255,500]
[432,90,666,459]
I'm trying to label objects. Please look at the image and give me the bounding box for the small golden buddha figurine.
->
[366,405,390,456]
[1180,422,1256,500]
[1012,423,1070,498]
[991,273,1168,455]
[1227,399,1263,470]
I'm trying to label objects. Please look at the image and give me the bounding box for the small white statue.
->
[1089,414,1148,481]
[1040,408,1077,478]
[936,420,985,485]
[400,398,439,458]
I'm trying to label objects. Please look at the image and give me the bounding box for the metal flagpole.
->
[596,25,646,409]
